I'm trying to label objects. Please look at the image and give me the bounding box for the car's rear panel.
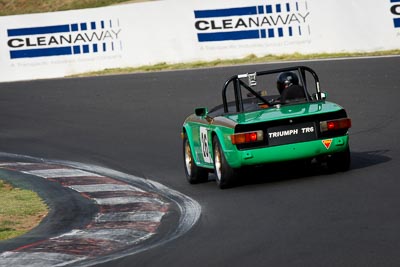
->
[220,101,351,168]
[234,108,348,150]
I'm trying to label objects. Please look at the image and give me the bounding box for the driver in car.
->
[276,71,307,102]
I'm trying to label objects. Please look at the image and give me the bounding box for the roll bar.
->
[222,66,322,113]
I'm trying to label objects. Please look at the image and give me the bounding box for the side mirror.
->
[195,107,208,117]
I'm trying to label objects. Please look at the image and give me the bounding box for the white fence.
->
[1,0,399,82]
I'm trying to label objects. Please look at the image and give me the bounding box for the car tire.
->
[327,147,351,172]
[183,134,208,184]
[212,136,236,189]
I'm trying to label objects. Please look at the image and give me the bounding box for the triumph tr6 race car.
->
[182,66,351,188]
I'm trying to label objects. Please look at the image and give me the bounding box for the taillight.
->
[320,118,351,132]
[231,130,263,145]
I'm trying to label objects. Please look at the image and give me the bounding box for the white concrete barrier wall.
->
[0,0,399,82]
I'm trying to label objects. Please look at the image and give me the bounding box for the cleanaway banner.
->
[0,0,399,82]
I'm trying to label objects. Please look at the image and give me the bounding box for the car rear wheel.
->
[213,136,236,189]
[327,147,351,172]
[183,134,208,184]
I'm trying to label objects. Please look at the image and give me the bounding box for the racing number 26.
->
[200,127,212,164]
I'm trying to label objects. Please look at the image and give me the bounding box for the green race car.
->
[182,66,351,188]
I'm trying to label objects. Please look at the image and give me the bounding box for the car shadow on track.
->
[208,150,391,188]
[350,150,392,170]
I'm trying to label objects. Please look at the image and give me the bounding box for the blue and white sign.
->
[194,1,310,42]
[7,19,122,59]
[390,0,400,28]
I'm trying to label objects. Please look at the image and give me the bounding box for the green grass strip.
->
[0,180,48,240]
[0,0,149,16]
[73,50,400,77]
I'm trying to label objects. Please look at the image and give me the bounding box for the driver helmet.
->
[277,72,299,94]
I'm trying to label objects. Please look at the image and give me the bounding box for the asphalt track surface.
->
[0,56,399,266]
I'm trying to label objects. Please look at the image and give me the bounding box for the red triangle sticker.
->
[322,139,333,149]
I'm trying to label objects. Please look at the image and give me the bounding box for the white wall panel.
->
[0,0,399,82]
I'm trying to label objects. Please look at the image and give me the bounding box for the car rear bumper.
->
[225,135,349,168]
